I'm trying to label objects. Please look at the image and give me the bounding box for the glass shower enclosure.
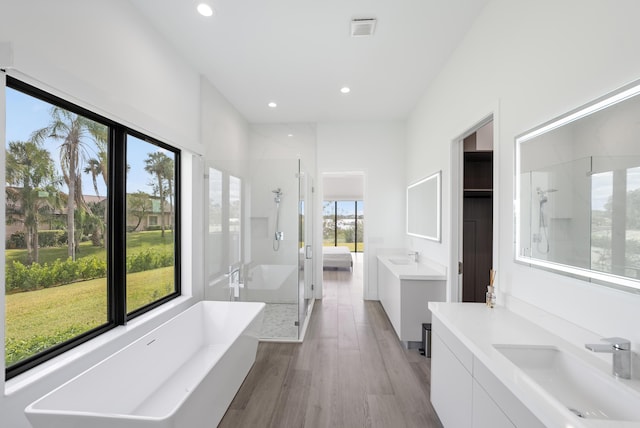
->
[204,158,313,340]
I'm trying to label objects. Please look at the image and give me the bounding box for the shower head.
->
[536,187,557,197]
[272,188,282,203]
[536,187,557,205]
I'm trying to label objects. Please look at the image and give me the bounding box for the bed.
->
[322,246,353,270]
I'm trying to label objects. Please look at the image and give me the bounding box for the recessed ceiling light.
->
[268,102,277,108]
[340,87,351,94]
[197,3,214,17]
[288,134,294,137]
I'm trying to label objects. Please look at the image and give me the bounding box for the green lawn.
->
[5,267,174,366]
[5,230,175,367]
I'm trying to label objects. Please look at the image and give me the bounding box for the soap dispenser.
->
[486,269,496,308]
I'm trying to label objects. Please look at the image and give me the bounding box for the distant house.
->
[5,187,172,238]
[4,187,73,237]
[126,196,174,232]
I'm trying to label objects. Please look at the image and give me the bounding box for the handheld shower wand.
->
[272,188,283,251]
[535,188,557,254]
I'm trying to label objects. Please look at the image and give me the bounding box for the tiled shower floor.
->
[260,303,298,340]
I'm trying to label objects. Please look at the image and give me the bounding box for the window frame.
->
[5,76,181,379]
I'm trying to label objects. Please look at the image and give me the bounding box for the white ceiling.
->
[129,0,489,124]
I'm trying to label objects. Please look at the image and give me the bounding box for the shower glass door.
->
[298,161,313,337]
[205,159,314,341]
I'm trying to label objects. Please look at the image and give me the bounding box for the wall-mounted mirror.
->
[407,171,441,241]
[516,80,640,292]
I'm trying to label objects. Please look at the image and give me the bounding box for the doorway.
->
[321,172,365,299]
[459,121,494,303]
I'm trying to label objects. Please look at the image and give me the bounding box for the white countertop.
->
[429,302,640,428]
[377,255,446,281]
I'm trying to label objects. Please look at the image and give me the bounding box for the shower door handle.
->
[305,245,312,259]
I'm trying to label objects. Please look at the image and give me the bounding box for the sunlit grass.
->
[6,277,108,342]
[127,266,174,313]
[5,267,174,342]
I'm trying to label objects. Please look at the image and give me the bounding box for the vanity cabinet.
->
[431,315,544,428]
[377,255,446,345]
[473,380,515,428]
[431,330,472,427]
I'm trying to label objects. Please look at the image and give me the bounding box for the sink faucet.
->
[408,251,420,263]
[585,337,631,379]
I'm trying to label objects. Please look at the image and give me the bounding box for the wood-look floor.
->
[219,256,443,428]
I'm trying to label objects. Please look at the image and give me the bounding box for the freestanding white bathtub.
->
[25,300,265,428]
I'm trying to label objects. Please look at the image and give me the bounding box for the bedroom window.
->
[5,76,181,379]
[322,200,364,252]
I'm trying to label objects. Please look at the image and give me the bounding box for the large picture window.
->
[5,77,181,378]
[322,200,364,252]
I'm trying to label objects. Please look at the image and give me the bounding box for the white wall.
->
[2,0,202,154]
[201,76,250,168]
[317,121,405,300]
[406,0,640,351]
[0,1,215,426]
[323,173,364,201]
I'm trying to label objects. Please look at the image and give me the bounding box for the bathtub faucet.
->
[227,266,244,300]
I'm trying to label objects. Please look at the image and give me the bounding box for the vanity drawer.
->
[473,356,545,428]
[433,315,473,372]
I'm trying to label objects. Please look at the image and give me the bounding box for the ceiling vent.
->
[351,18,376,37]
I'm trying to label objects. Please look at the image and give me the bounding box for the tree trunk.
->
[134,215,143,231]
[168,179,173,231]
[26,225,34,265]
[91,229,102,246]
[33,219,39,263]
[68,159,76,260]
[158,174,165,237]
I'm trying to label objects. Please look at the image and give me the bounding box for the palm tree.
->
[32,107,105,260]
[5,141,58,264]
[144,152,172,237]
[84,158,103,199]
[85,121,108,194]
[83,158,106,246]
[162,156,175,231]
[84,122,109,247]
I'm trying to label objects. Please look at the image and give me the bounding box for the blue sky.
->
[6,87,170,198]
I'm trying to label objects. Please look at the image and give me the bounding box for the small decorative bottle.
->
[486,285,496,308]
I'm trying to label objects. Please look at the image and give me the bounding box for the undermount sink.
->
[388,258,413,265]
[494,344,640,421]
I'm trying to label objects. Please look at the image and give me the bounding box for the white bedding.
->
[322,246,353,269]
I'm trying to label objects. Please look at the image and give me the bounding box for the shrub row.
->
[5,248,174,293]
[6,257,106,292]
[126,248,174,273]
[6,230,68,249]
[145,225,174,232]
